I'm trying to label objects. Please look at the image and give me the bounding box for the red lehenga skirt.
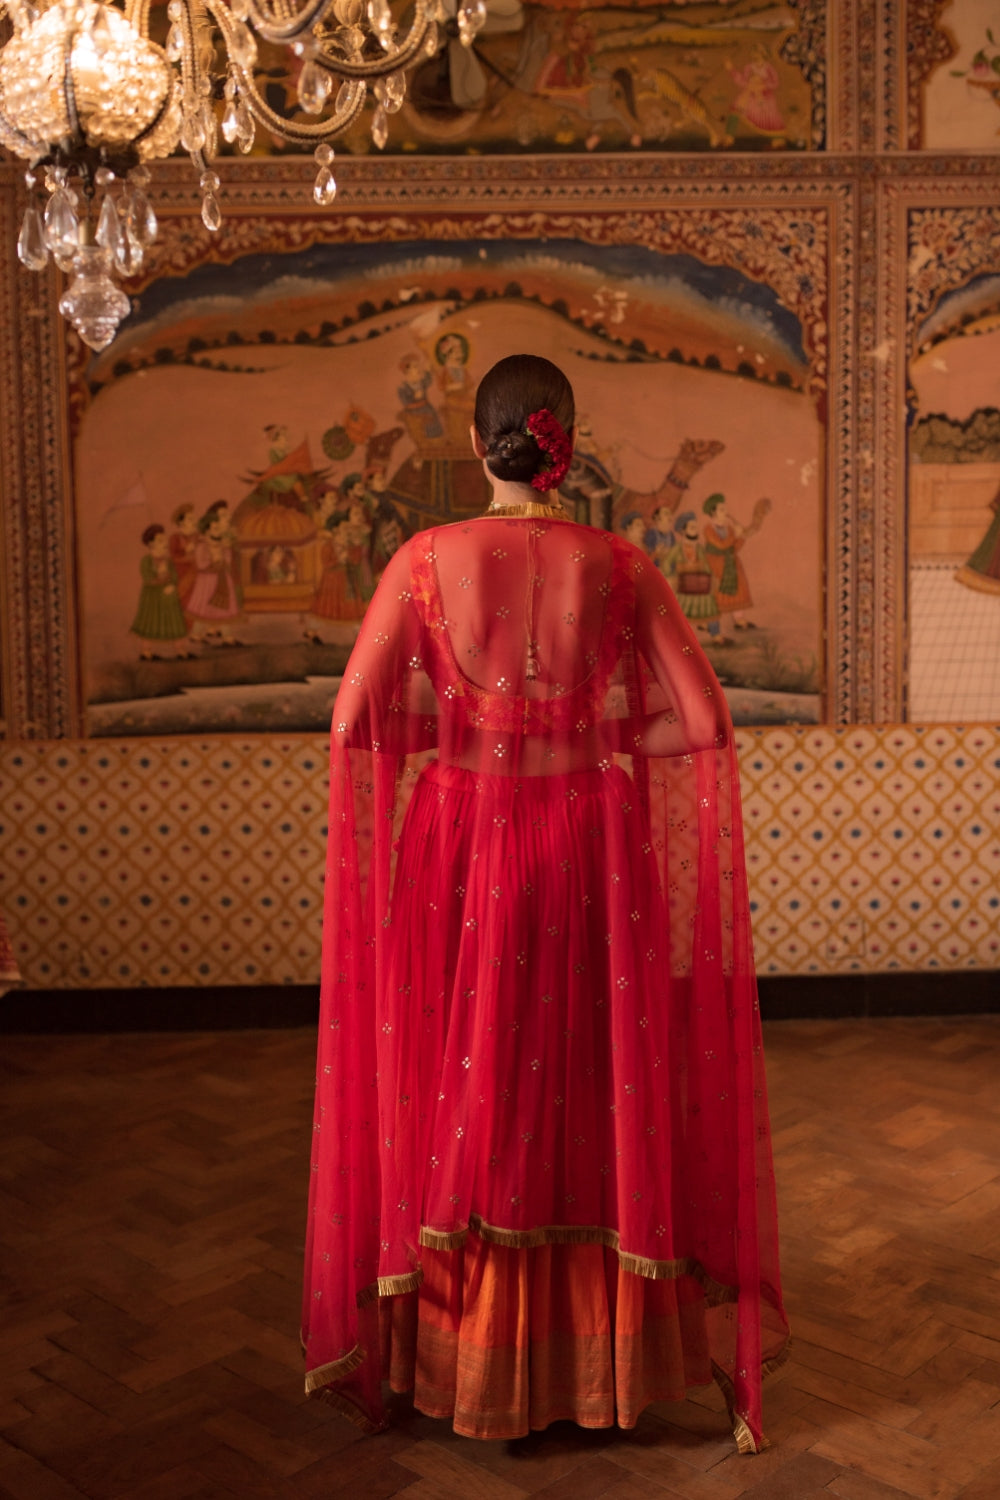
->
[304,757,787,1451]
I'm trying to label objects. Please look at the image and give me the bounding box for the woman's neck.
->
[485,479,567,517]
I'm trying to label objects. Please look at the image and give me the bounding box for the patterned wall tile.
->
[739,723,1000,973]
[0,739,329,989]
[1,726,998,990]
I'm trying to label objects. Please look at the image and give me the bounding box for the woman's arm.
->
[331,542,432,754]
[612,547,731,759]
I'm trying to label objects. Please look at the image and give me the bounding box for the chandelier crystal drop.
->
[58,242,132,350]
[0,0,436,347]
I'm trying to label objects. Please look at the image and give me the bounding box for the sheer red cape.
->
[302,514,788,1451]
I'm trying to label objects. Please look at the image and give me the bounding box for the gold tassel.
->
[733,1414,762,1455]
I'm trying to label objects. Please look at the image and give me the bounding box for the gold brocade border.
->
[304,1272,792,1453]
[418,1215,738,1306]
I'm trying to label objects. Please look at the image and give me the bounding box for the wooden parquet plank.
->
[557,1478,680,1500]
[601,1433,745,1500]
[1,1384,124,1467]
[954,1456,1000,1500]
[113,1463,241,1500]
[199,1407,321,1477]
[782,1365,921,1428]
[827,1474,941,1500]
[737,1451,843,1498]
[0,1438,90,1500]
[396,1438,532,1497]
[528,1456,630,1499]
[806,1396,981,1499]
[6,1018,1000,1499]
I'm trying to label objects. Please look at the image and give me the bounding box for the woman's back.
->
[304,354,787,1454]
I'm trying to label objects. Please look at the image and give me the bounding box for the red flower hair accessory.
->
[525,408,572,492]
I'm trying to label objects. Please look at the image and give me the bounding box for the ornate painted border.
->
[0,166,79,741]
[784,0,838,150]
[3,155,857,735]
[879,0,958,151]
[876,165,1000,719]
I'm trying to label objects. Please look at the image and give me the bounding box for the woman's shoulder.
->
[604,529,654,577]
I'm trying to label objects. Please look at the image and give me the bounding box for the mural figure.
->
[644,502,676,568]
[530,13,641,149]
[535,13,595,91]
[561,414,618,526]
[725,45,786,142]
[662,511,723,640]
[620,511,648,551]
[398,353,445,442]
[238,427,329,518]
[435,331,473,400]
[341,478,376,604]
[955,483,1000,594]
[638,66,731,149]
[304,476,376,636]
[168,502,199,613]
[259,425,307,507]
[431,329,477,443]
[186,500,244,645]
[702,492,772,629]
[251,545,298,585]
[129,524,192,660]
[310,522,363,632]
[365,465,408,579]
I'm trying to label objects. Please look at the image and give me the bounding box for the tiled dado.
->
[739,724,1000,974]
[0,739,330,990]
[0,725,998,989]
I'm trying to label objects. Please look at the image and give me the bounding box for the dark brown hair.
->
[474,354,575,486]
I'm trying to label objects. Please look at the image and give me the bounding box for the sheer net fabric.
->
[303,515,788,1450]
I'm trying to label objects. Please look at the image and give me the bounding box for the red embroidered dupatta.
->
[303,514,788,1451]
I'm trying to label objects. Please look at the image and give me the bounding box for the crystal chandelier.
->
[0,0,489,349]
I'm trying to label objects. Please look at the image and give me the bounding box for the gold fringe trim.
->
[419,1215,737,1306]
[733,1414,760,1455]
[314,1383,389,1434]
[378,1269,424,1298]
[355,1268,424,1310]
[761,1339,792,1383]
[711,1334,791,1456]
[304,1342,366,1393]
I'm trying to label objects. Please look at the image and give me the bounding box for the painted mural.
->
[73,236,823,735]
[252,0,819,154]
[922,0,1000,150]
[907,265,1000,721]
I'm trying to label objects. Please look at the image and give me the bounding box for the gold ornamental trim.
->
[418,1214,738,1305]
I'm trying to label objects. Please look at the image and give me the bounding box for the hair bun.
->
[486,429,539,484]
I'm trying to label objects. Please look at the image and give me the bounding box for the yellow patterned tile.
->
[2,726,999,987]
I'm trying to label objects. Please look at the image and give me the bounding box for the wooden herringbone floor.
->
[3,1016,1000,1500]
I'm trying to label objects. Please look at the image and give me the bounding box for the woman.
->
[129,524,191,660]
[303,355,787,1452]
